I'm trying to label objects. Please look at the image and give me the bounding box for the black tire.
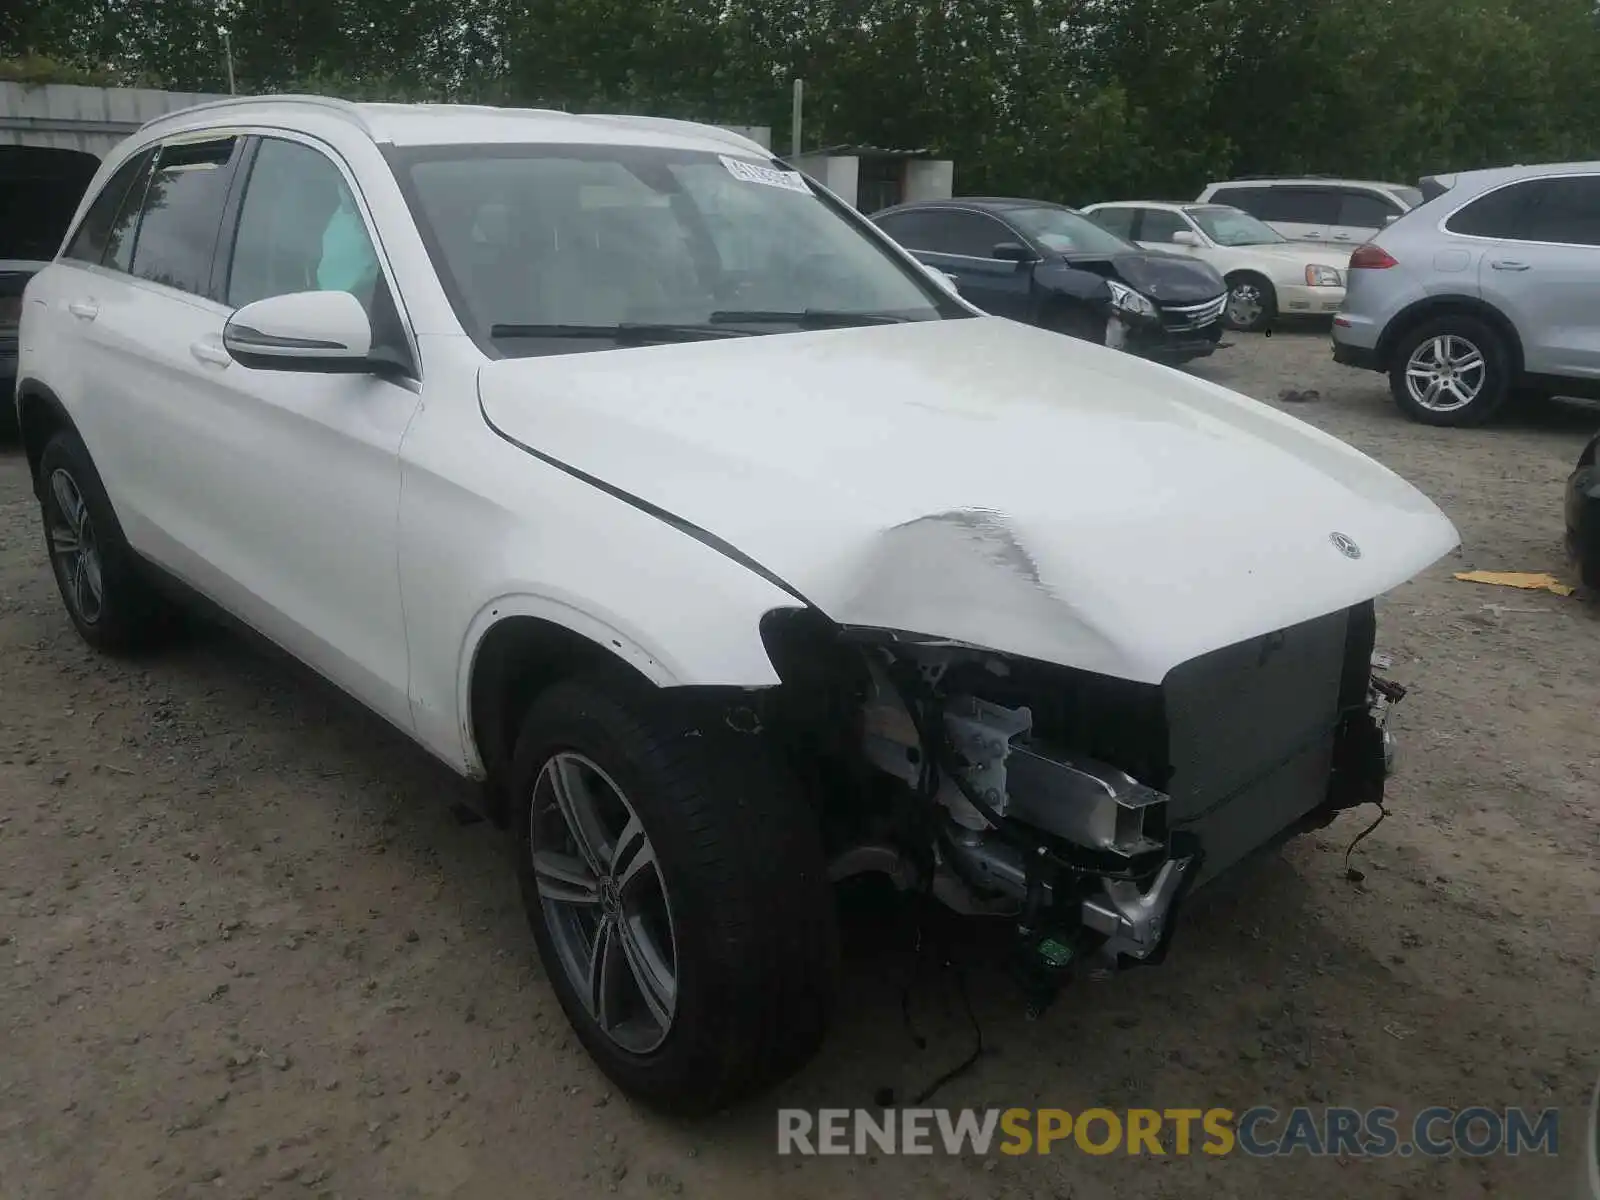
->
[1224,272,1276,332]
[1388,315,1512,427]
[0,388,18,443]
[37,427,174,653]
[1042,302,1105,343]
[510,676,838,1114]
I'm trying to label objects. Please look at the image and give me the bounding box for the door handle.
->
[1300,231,1323,238]
[1490,259,1531,271]
[190,338,233,368]
[66,299,99,321]
[1332,233,1353,240]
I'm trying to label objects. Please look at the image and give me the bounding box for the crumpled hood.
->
[477,316,1458,684]
[1069,251,1224,303]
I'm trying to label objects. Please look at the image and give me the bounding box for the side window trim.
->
[208,136,262,303]
[220,129,421,380]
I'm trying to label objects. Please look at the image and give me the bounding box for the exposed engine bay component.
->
[1006,747,1166,858]
[1081,858,1192,960]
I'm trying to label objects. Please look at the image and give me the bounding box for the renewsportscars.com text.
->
[777,1106,1560,1158]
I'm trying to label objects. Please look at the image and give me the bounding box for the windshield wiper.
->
[488,322,749,344]
[707,309,911,328]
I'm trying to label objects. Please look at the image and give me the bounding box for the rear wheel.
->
[511,677,838,1113]
[38,428,174,652]
[1224,273,1276,332]
[1388,315,1511,426]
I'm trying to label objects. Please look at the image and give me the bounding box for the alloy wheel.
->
[1404,334,1486,413]
[1227,282,1263,328]
[529,751,678,1054]
[45,468,104,625]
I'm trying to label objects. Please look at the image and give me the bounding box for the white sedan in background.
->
[1084,201,1349,332]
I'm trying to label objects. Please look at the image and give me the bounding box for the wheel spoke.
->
[586,914,620,1030]
[50,472,83,538]
[1444,378,1472,403]
[1450,349,1483,372]
[612,815,655,895]
[542,756,612,876]
[615,913,675,1030]
[532,849,601,905]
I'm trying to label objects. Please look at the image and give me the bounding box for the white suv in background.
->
[14,96,1457,1113]
[1197,178,1423,249]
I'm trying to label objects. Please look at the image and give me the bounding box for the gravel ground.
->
[1,327,1596,1200]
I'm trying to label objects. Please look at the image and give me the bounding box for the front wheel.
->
[1224,273,1276,332]
[1388,315,1511,426]
[511,677,838,1113]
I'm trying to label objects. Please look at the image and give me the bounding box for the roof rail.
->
[576,113,770,157]
[137,94,375,136]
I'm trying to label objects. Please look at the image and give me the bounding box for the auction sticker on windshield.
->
[720,155,812,194]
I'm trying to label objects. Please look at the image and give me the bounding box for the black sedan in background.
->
[870,197,1229,363]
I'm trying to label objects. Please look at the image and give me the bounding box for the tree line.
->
[6,0,1600,205]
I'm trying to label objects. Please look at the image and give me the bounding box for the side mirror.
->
[224,290,375,373]
[991,241,1036,263]
[923,266,961,295]
[1170,230,1200,246]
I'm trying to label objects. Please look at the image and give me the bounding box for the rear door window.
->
[1207,186,1267,215]
[1337,190,1401,228]
[1254,188,1340,225]
[64,149,155,267]
[1088,207,1135,238]
[128,137,241,297]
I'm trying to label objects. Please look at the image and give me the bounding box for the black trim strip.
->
[476,384,813,608]
[226,324,351,351]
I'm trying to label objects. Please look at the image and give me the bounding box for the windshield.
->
[1002,206,1132,255]
[1394,186,1424,209]
[390,144,959,354]
[1184,206,1286,246]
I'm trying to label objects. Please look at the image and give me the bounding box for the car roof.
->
[133,95,772,158]
[1087,200,1206,211]
[1424,160,1600,193]
[875,197,1072,217]
[1205,177,1412,192]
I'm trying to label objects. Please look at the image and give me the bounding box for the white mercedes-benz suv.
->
[13,96,1458,1113]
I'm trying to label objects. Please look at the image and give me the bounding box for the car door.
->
[1132,207,1203,258]
[51,135,245,560]
[873,208,1034,320]
[172,132,422,731]
[1455,174,1600,380]
[1330,188,1404,249]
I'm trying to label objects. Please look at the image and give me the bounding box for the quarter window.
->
[64,149,155,267]
[128,137,240,296]
[1446,176,1600,246]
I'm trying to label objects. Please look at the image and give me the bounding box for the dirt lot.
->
[1,328,1596,1200]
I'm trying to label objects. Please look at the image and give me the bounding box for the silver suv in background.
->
[1331,162,1600,426]
[1197,178,1421,249]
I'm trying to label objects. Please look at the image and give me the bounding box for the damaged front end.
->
[761,600,1403,1008]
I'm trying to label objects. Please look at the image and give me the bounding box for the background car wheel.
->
[38,428,174,653]
[1224,273,1276,332]
[511,676,838,1114]
[1388,315,1511,427]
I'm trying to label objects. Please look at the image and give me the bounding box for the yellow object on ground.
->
[1452,570,1576,597]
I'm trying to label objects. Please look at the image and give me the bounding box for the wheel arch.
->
[15,378,75,497]
[1376,296,1525,376]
